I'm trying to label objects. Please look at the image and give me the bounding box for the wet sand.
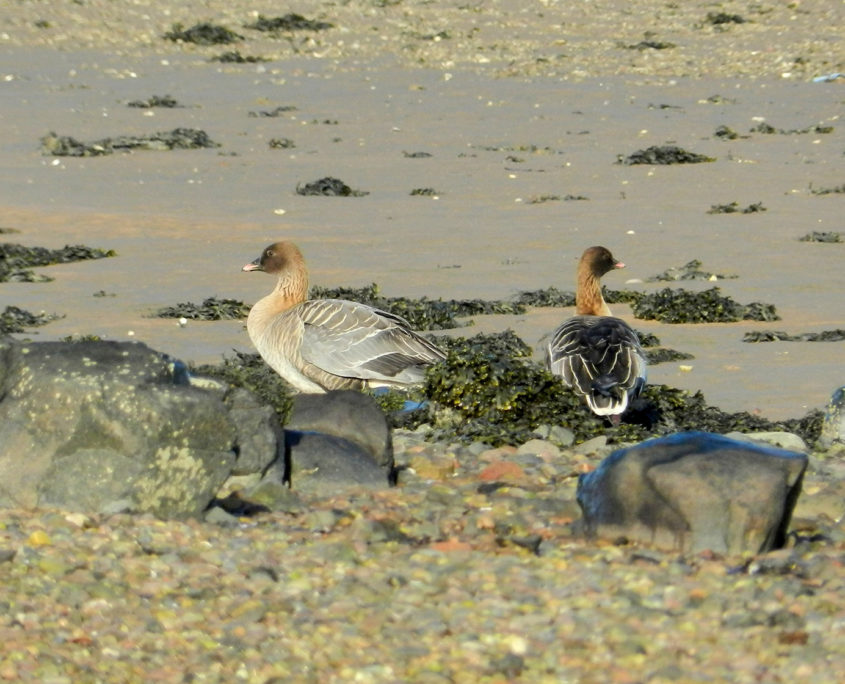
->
[1,2,844,420]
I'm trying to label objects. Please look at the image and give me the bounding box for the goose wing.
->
[297,299,445,383]
[547,315,647,408]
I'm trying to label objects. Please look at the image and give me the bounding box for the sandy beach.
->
[1,2,844,681]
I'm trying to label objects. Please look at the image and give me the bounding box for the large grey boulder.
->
[0,338,238,518]
[576,431,808,555]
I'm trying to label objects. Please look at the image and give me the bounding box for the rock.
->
[267,431,392,495]
[221,387,283,475]
[724,430,808,452]
[0,339,237,518]
[818,386,845,449]
[516,439,561,460]
[576,431,808,554]
[286,390,393,469]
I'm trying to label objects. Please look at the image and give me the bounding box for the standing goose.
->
[545,246,647,422]
[242,240,445,393]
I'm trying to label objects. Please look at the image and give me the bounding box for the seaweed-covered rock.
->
[632,287,779,323]
[422,332,606,446]
[41,129,219,157]
[295,177,368,197]
[618,145,715,165]
[577,431,807,554]
[164,23,243,45]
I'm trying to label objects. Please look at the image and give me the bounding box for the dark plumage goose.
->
[545,246,647,422]
[242,241,446,393]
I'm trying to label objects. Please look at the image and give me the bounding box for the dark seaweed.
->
[127,95,182,108]
[714,125,746,140]
[707,201,766,214]
[625,40,676,50]
[799,231,841,243]
[632,287,779,323]
[617,145,715,165]
[809,184,845,197]
[211,51,271,64]
[310,283,526,331]
[647,259,737,282]
[154,298,250,321]
[41,129,219,157]
[706,12,746,25]
[410,331,821,447]
[248,106,297,118]
[164,23,243,45]
[245,14,334,32]
[268,138,295,149]
[513,288,576,308]
[645,348,695,365]
[295,177,369,197]
[750,122,834,135]
[743,330,845,343]
[0,243,116,283]
[0,306,62,334]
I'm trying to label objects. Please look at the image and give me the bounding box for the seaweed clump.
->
[405,330,822,447]
[295,177,369,197]
[647,259,737,282]
[154,297,250,321]
[310,283,526,330]
[618,146,715,165]
[127,95,182,109]
[0,306,62,334]
[707,201,766,214]
[0,243,116,282]
[245,14,334,32]
[41,129,219,157]
[632,287,779,323]
[164,23,243,45]
[421,332,605,446]
[743,329,845,343]
[799,231,841,243]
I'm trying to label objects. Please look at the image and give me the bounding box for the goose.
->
[242,240,446,393]
[545,246,647,422]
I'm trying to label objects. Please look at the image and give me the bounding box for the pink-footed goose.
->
[242,240,446,393]
[545,246,647,422]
